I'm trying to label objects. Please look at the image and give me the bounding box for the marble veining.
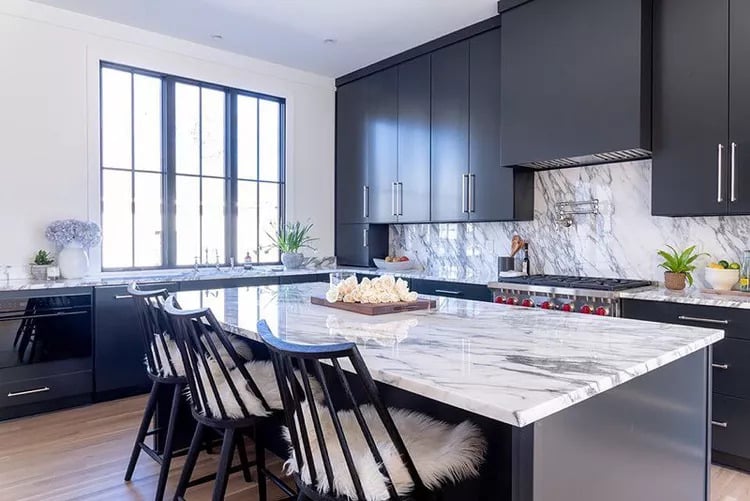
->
[201,282,723,427]
[391,160,750,287]
[621,286,750,310]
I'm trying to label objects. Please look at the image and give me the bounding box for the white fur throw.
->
[148,331,254,378]
[282,403,486,500]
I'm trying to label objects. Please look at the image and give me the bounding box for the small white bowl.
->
[705,268,740,291]
[373,258,415,271]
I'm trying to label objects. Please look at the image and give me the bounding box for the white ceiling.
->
[29,0,499,77]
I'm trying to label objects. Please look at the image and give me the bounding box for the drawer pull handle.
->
[114,294,132,300]
[712,420,728,428]
[434,290,463,295]
[8,386,50,398]
[677,315,729,325]
[712,363,730,370]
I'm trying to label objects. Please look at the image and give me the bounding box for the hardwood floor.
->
[1,396,749,500]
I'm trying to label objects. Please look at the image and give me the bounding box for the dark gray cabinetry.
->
[500,0,651,168]
[430,40,471,222]
[335,77,368,224]
[653,0,750,216]
[335,224,388,267]
[366,68,399,223]
[622,299,750,470]
[411,279,492,302]
[396,55,432,223]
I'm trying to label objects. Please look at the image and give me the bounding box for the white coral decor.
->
[326,275,418,304]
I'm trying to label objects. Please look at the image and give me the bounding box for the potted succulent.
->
[657,245,707,291]
[30,250,54,280]
[267,221,317,270]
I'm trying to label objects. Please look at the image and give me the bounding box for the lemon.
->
[730,262,741,270]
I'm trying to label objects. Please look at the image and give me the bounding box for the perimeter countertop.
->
[620,286,750,310]
[198,282,723,428]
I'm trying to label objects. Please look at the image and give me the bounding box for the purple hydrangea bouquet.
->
[45,220,101,279]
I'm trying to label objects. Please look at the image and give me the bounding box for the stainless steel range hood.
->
[518,148,652,170]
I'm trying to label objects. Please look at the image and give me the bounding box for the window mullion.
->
[165,77,177,268]
[226,91,237,265]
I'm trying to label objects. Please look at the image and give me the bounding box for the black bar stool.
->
[164,296,299,501]
[124,284,189,501]
[256,319,487,501]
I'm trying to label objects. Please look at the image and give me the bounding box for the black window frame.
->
[99,61,286,271]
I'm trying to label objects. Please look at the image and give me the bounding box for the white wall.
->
[0,0,335,277]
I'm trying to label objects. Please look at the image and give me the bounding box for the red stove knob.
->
[494,296,505,304]
[521,298,535,308]
[561,303,574,312]
[540,301,555,310]
[580,305,593,314]
[594,306,609,316]
[506,297,518,305]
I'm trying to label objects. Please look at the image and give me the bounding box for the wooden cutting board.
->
[310,296,436,316]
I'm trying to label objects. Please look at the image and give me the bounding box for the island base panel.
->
[532,348,710,501]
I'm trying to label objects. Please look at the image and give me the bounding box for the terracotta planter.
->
[664,271,687,291]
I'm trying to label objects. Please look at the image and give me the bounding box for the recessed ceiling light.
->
[211,34,223,40]
[323,38,337,45]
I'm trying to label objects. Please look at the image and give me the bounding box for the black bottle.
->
[522,243,530,276]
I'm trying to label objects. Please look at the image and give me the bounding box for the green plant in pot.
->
[267,221,317,270]
[657,245,707,291]
[30,249,54,280]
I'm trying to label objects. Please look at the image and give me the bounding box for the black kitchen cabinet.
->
[336,77,368,224]
[278,274,330,285]
[729,0,750,214]
[397,54,432,223]
[500,0,651,169]
[411,279,492,302]
[335,224,388,267]
[621,298,750,470]
[366,68,399,223]
[469,28,533,221]
[430,40,471,222]
[179,276,275,291]
[94,283,177,398]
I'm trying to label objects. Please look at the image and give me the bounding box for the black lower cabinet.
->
[411,279,492,302]
[93,283,177,399]
[278,274,330,285]
[622,298,750,471]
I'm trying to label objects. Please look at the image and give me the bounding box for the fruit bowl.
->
[373,258,415,271]
[705,267,740,291]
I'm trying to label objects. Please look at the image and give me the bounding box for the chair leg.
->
[213,428,236,501]
[255,426,267,501]
[235,431,253,482]
[174,422,204,500]
[154,383,182,501]
[125,381,160,481]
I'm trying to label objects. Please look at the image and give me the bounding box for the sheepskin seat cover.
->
[283,403,486,501]
[149,332,254,378]
[192,358,323,419]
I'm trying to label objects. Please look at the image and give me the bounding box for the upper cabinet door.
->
[431,41,470,222]
[365,68,399,224]
[729,0,750,215]
[652,0,729,216]
[336,79,369,224]
[397,55,431,223]
[469,28,517,221]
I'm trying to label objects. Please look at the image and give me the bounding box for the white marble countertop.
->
[196,282,724,428]
[620,286,750,310]
[0,265,496,293]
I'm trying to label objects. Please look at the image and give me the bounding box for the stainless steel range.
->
[487,275,652,317]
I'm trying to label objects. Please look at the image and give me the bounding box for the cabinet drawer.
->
[0,370,92,408]
[411,279,492,302]
[622,299,747,339]
[278,274,329,285]
[713,338,750,399]
[712,394,750,459]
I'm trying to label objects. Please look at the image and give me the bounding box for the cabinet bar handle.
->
[718,144,725,203]
[434,289,463,295]
[392,182,398,216]
[731,142,737,202]
[363,186,369,218]
[678,315,729,325]
[462,174,469,213]
[362,228,368,248]
[114,294,132,300]
[8,387,50,397]
[398,182,404,216]
[712,363,729,370]
[712,420,728,428]
[469,174,476,213]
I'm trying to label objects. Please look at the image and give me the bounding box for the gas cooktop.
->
[495,274,652,292]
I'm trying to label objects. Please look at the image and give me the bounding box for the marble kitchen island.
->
[186,282,724,501]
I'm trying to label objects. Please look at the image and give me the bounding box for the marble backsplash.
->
[390,160,750,286]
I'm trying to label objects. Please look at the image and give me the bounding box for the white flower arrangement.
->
[326,274,419,304]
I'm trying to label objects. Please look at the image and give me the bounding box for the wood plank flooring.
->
[1,395,749,500]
